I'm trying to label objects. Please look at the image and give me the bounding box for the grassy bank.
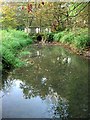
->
[53,28,89,51]
[1,28,89,71]
[0,29,33,70]
[33,28,89,53]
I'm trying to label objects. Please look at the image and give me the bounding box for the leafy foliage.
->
[0,2,88,30]
[46,33,54,42]
[54,31,66,42]
[1,29,32,69]
[1,5,17,29]
[53,28,88,50]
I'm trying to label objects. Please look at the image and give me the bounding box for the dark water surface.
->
[1,44,88,119]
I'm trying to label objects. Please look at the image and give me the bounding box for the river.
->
[0,44,89,119]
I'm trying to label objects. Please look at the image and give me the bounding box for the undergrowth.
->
[1,29,33,70]
[53,28,88,50]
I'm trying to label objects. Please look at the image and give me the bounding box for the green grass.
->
[54,31,66,42]
[1,29,33,69]
[53,28,88,50]
[19,51,30,56]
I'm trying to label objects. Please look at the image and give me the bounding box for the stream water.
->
[1,44,89,119]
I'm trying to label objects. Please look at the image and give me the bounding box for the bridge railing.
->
[24,27,51,34]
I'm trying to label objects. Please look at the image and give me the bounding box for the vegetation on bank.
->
[54,28,88,49]
[45,28,89,51]
[1,27,89,71]
[32,28,89,52]
[1,29,33,70]
[0,2,89,71]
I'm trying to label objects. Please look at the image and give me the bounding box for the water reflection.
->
[1,45,88,118]
[2,79,69,118]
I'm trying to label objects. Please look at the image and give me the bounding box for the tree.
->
[1,3,17,29]
[0,1,88,31]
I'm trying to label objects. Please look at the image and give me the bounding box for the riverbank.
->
[1,28,89,71]
[48,28,90,59]
[1,29,33,70]
[45,42,90,59]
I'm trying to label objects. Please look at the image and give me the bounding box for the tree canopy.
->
[0,1,88,30]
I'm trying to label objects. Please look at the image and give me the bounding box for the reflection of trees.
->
[3,45,88,118]
[2,69,13,89]
[65,56,88,118]
[19,80,69,119]
[1,69,15,98]
[11,46,71,99]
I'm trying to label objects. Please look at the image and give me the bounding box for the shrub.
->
[74,33,88,49]
[53,31,67,42]
[53,28,88,50]
[46,33,54,42]
[61,32,75,44]
[1,29,33,69]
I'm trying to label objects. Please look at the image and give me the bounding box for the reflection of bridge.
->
[24,26,51,34]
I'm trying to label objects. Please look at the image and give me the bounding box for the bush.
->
[53,28,88,50]
[1,29,33,69]
[54,32,65,42]
[46,33,54,42]
[61,32,75,44]
[74,34,88,49]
